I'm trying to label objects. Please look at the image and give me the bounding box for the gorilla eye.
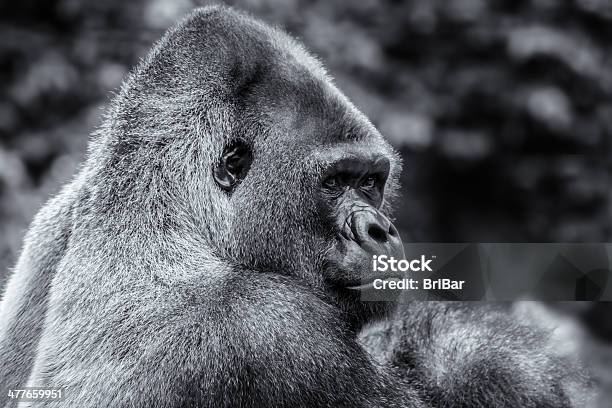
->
[323,177,339,189]
[361,176,377,189]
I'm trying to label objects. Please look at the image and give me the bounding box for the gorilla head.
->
[94,6,403,323]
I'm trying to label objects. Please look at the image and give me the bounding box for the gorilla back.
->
[0,6,418,408]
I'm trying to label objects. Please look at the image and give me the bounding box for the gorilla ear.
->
[214,141,253,192]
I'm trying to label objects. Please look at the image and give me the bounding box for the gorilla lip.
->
[346,281,377,290]
[345,275,402,290]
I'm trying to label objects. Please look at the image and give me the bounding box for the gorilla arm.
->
[25,266,423,408]
[361,302,589,408]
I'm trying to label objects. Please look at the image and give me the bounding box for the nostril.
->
[368,224,388,244]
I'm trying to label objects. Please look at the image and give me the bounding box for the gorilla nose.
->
[349,210,404,258]
[366,221,396,244]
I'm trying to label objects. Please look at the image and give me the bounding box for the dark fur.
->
[361,302,587,407]
[0,6,584,408]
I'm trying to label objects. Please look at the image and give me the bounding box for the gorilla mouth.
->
[346,281,377,291]
[343,274,403,291]
[326,200,405,292]
[323,258,399,291]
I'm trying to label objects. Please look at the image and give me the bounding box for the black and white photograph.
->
[0,0,611,407]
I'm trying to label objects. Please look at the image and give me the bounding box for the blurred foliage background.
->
[1,0,611,402]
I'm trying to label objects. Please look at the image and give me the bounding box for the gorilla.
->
[0,6,586,408]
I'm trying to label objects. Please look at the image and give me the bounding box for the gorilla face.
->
[215,136,404,272]
[213,61,404,316]
[317,150,405,290]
